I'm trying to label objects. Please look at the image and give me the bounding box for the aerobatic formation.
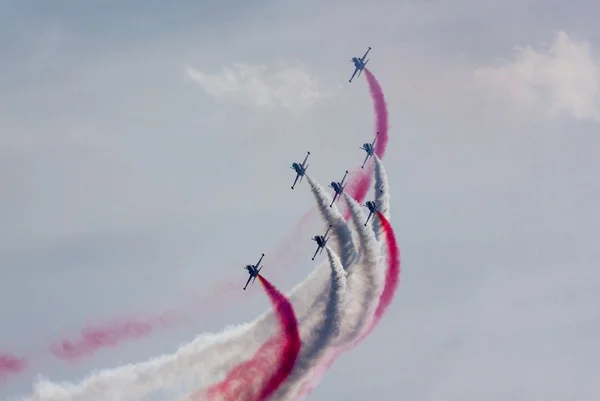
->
[1,47,401,401]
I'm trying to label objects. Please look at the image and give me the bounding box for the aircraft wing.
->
[349,67,359,83]
[371,132,379,147]
[255,253,264,267]
[244,275,252,290]
[301,151,310,168]
[323,224,332,239]
[330,192,339,207]
[361,47,371,62]
[340,170,349,185]
[311,246,320,260]
[364,210,374,226]
[291,173,301,189]
[361,153,370,169]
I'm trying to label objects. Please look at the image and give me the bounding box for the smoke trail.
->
[182,177,366,401]
[20,159,392,401]
[338,193,383,342]
[292,176,392,401]
[21,263,331,401]
[344,194,380,272]
[370,155,390,241]
[306,175,357,269]
[16,71,390,397]
[177,169,387,401]
[0,310,180,384]
[1,354,27,381]
[49,312,177,361]
[249,276,300,401]
[270,246,348,401]
[365,69,389,159]
[342,68,389,219]
[189,275,300,401]
[24,269,303,401]
[24,326,254,401]
[360,211,400,338]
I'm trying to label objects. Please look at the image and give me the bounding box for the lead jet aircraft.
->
[243,253,265,290]
[290,151,310,189]
[363,191,383,226]
[311,224,332,260]
[329,170,349,207]
[349,47,371,83]
[360,131,379,169]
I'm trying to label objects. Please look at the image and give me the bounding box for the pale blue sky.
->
[2,0,600,399]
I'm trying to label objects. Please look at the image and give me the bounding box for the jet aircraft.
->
[329,170,349,207]
[243,253,264,290]
[311,224,332,260]
[360,131,379,168]
[349,47,371,83]
[291,151,310,189]
[363,190,383,226]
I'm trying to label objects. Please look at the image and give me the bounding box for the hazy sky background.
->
[2,0,600,399]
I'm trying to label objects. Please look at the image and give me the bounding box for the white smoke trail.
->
[22,265,331,401]
[270,246,348,401]
[288,192,386,401]
[21,253,341,401]
[305,175,357,269]
[23,326,250,401]
[371,155,390,241]
[335,193,383,344]
[20,168,388,401]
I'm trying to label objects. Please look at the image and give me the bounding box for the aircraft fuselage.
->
[352,57,365,69]
[362,143,374,155]
[292,163,304,175]
[246,265,258,276]
[331,182,343,194]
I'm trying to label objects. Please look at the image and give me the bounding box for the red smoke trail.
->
[50,310,178,361]
[343,68,389,219]
[358,211,401,339]
[0,354,27,381]
[0,70,386,384]
[365,69,389,159]
[0,311,178,383]
[256,276,300,401]
[295,211,400,399]
[190,275,300,401]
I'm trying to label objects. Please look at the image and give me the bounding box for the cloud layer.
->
[474,31,600,121]
[186,63,336,113]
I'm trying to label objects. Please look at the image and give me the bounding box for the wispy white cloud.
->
[474,31,600,121]
[185,62,337,113]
